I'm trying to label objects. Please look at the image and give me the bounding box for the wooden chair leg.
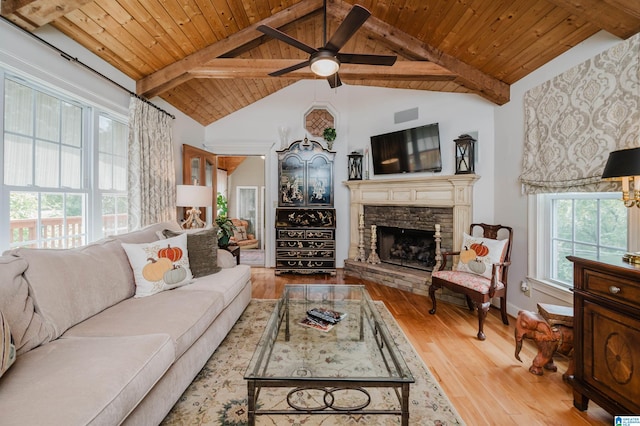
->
[465,295,474,311]
[500,297,509,325]
[477,302,490,340]
[428,283,438,315]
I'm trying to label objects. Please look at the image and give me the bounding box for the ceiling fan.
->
[257,1,397,88]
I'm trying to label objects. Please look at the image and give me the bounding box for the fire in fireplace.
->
[377,226,437,271]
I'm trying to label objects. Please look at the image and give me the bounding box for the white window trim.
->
[527,192,640,304]
[1,68,128,250]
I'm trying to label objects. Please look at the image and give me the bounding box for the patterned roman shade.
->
[520,34,640,194]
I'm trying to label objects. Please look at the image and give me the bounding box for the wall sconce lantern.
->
[454,134,476,174]
[348,151,364,180]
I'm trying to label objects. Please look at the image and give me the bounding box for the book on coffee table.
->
[306,307,347,324]
[298,315,335,332]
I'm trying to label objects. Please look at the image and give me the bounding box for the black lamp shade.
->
[602,147,640,179]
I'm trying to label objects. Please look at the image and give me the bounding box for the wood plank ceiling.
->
[3,0,639,125]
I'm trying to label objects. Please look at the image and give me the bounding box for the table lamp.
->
[176,184,213,229]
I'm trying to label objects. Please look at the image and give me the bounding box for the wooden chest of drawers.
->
[568,256,640,415]
[275,208,336,275]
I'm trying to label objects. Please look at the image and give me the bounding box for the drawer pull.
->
[609,286,621,294]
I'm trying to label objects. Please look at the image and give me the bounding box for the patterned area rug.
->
[162,300,464,425]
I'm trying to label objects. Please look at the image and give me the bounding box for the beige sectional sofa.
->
[0,221,252,425]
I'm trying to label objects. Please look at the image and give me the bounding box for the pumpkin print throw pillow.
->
[456,233,508,280]
[122,233,194,297]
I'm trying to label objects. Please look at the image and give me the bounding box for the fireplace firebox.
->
[377,226,436,271]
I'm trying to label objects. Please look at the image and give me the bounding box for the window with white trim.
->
[2,73,128,250]
[531,192,630,290]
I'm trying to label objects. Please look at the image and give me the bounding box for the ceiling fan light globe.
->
[310,51,340,77]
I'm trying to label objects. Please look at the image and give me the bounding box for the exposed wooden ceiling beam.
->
[327,0,510,105]
[189,59,456,81]
[1,0,91,30]
[137,0,323,98]
[545,0,640,39]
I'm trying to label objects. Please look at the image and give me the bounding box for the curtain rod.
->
[0,16,176,120]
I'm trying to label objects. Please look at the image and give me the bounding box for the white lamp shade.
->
[176,185,213,207]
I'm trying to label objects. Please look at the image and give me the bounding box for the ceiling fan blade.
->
[327,73,342,88]
[325,5,371,52]
[257,25,318,55]
[269,60,310,77]
[337,53,397,66]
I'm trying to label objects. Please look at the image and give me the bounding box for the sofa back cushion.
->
[0,256,54,354]
[111,221,181,245]
[10,238,135,338]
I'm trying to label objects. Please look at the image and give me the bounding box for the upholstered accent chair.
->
[229,218,259,249]
[429,223,513,340]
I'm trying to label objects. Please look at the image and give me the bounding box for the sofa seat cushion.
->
[63,289,225,359]
[178,264,251,306]
[0,334,174,426]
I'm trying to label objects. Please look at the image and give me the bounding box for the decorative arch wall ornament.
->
[304,103,337,139]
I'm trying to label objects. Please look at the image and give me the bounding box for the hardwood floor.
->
[250,267,612,425]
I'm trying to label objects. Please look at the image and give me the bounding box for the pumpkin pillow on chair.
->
[456,233,508,279]
[122,233,194,298]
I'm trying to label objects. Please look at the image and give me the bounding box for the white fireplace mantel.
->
[343,175,479,258]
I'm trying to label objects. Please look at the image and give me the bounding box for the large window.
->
[2,73,127,250]
[531,192,630,293]
[548,193,627,286]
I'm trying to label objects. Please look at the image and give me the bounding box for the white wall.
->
[204,80,497,268]
[494,31,622,314]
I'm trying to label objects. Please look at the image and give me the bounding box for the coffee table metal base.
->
[247,379,410,425]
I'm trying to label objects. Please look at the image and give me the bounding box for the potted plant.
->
[323,127,336,150]
[215,215,235,248]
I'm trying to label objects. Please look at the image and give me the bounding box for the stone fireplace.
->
[377,226,436,271]
[344,175,478,296]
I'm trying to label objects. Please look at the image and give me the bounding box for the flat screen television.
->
[370,122,442,175]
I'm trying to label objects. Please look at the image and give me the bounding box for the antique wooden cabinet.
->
[275,208,336,275]
[568,256,640,415]
[276,138,335,275]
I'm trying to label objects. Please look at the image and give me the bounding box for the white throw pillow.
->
[122,233,194,297]
[456,233,508,279]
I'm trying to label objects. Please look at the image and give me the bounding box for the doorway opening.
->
[217,155,265,267]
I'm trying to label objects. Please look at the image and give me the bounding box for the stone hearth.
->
[344,175,478,297]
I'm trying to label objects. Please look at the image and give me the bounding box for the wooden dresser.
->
[568,256,640,415]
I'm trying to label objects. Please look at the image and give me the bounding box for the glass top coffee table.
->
[244,284,414,425]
